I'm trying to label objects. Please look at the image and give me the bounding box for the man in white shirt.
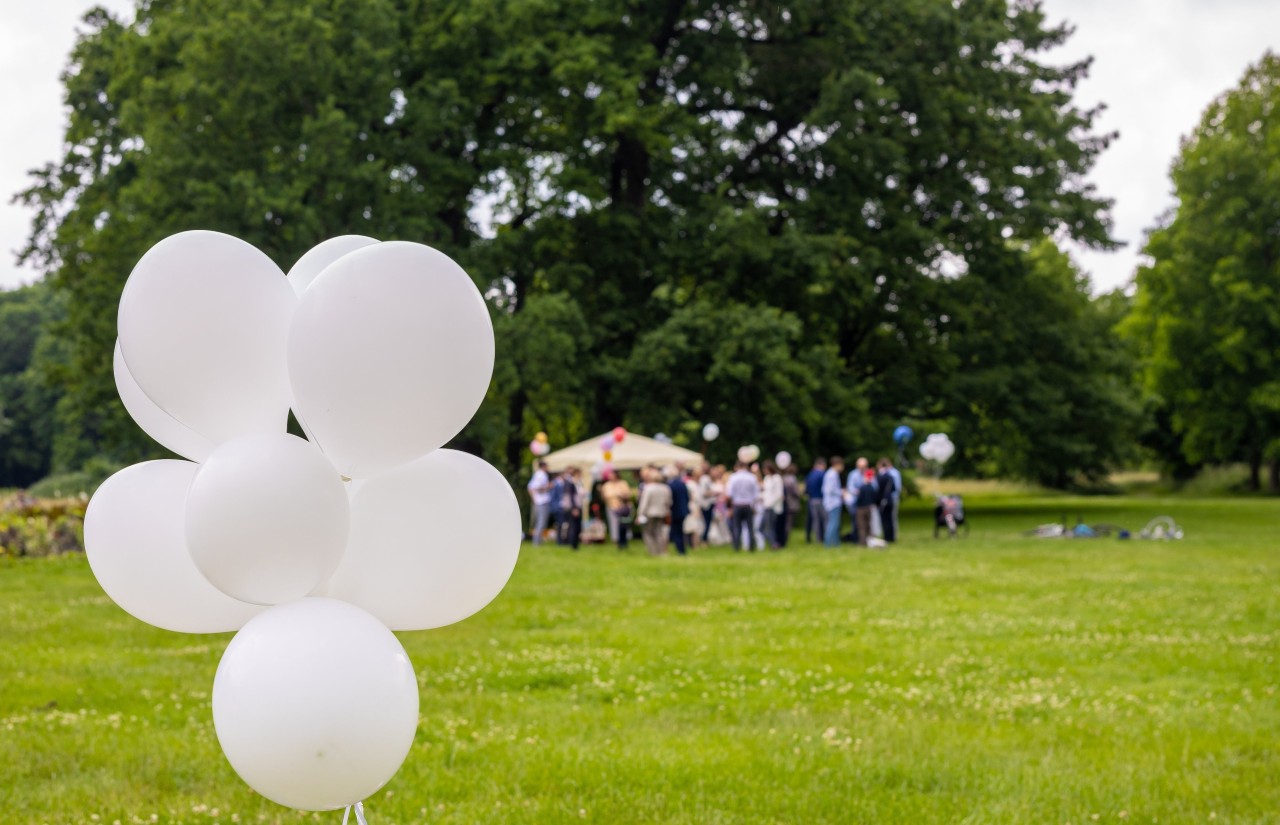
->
[526,461,552,545]
[822,456,846,547]
[725,461,760,551]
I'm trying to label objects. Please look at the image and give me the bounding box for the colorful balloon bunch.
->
[530,431,550,457]
[86,231,522,813]
[598,426,626,466]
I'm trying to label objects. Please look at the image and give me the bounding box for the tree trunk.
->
[1247,450,1262,491]
[1269,458,1280,493]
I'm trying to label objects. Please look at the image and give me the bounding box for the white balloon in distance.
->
[775,451,792,470]
[287,242,496,478]
[317,449,521,630]
[113,341,216,463]
[186,433,349,605]
[702,423,720,441]
[117,231,296,444]
[286,235,379,295]
[84,461,263,633]
[212,598,419,811]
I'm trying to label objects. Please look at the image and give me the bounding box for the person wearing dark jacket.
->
[805,458,827,543]
[667,466,691,555]
[875,458,898,544]
[854,469,879,547]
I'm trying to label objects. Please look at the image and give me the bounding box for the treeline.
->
[5,2,1278,491]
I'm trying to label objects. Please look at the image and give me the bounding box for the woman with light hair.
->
[636,465,673,556]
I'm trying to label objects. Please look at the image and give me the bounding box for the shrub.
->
[0,493,86,558]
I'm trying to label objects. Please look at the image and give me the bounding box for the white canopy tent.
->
[542,432,703,474]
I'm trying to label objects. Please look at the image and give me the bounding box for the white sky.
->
[2,1,1278,292]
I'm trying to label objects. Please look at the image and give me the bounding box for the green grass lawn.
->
[2,494,1278,824]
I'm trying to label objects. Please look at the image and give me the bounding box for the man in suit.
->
[667,465,691,555]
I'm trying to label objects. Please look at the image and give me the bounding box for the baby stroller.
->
[934,494,968,538]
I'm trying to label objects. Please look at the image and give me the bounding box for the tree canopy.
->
[1124,52,1280,490]
[16,0,1132,486]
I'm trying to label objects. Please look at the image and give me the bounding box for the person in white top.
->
[526,461,552,545]
[760,460,785,549]
[725,461,761,551]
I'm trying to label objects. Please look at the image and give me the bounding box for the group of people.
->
[525,453,904,555]
[809,456,902,547]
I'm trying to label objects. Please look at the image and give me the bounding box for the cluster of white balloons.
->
[737,444,761,463]
[920,432,956,464]
[86,231,522,813]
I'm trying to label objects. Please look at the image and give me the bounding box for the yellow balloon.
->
[603,450,613,461]
[535,432,549,444]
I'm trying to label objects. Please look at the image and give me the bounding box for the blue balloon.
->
[893,425,914,446]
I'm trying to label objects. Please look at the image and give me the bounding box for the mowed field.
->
[2,494,1278,824]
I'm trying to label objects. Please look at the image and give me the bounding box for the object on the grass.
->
[933,494,967,538]
[1024,517,1127,539]
[1139,516,1184,540]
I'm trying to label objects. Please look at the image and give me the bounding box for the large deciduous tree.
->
[948,241,1137,487]
[1124,52,1280,490]
[19,0,1115,480]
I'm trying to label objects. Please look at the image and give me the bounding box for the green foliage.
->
[620,299,862,466]
[0,283,62,486]
[948,241,1139,486]
[18,0,1117,482]
[26,456,123,500]
[1124,52,1280,488]
[3,495,1279,821]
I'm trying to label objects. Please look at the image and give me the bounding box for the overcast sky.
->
[3,1,1279,292]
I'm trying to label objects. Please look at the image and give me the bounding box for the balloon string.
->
[341,801,368,825]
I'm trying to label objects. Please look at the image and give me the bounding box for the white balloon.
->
[317,449,520,630]
[186,433,349,605]
[775,451,792,470]
[286,235,379,295]
[118,231,296,444]
[212,598,419,811]
[84,461,263,633]
[921,433,955,464]
[702,423,720,441]
[287,241,495,478]
[114,341,216,462]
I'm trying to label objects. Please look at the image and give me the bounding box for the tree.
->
[0,283,62,486]
[947,240,1138,487]
[19,0,1115,479]
[1123,52,1280,490]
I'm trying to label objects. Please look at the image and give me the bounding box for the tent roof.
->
[543,432,703,473]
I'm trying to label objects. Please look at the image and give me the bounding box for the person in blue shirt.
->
[844,457,870,543]
[549,473,566,544]
[821,456,845,547]
[805,457,827,543]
